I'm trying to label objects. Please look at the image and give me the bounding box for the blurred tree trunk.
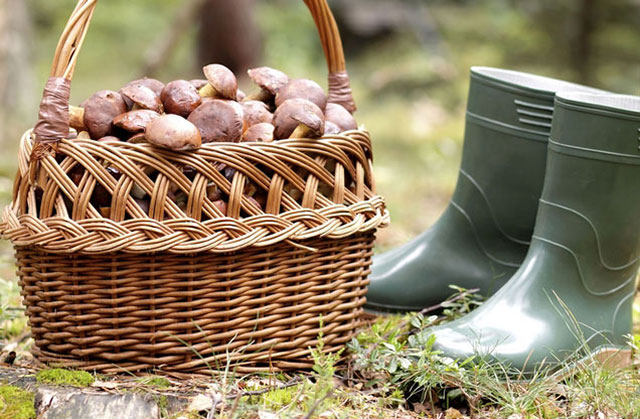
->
[572,0,596,84]
[0,0,34,145]
[197,0,261,76]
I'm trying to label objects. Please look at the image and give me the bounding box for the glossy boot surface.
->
[429,92,640,373]
[366,68,603,312]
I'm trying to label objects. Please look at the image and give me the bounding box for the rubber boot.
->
[365,67,604,313]
[428,92,640,373]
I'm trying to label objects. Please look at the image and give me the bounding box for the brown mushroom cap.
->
[241,100,273,127]
[203,64,238,100]
[243,122,274,143]
[275,78,327,110]
[113,110,160,132]
[145,114,202,151]
[120,84,163,112]
[187,99,244,143]
[161,80,202,118]
[83,90,127,139]
[273,98,325,139]
[324,103,357,132]
[124,77,164,97]
[247,67,290,95]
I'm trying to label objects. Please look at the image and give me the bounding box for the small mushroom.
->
[243,122,274,142]
[187,99,243,143]
[201,64,238,100]
[324,121,341,135]
[83,90,127,139]
[76,131,92,140]
[242,100,273,127]
[161,80,202,117]
[275,79,327,110]
[145,114,202,150]
[237,89,247,101]
[273,98,324,139]
[324,103,357,132]
[113,110,160,133]
[247,66,290,98]
[120,84,163,112]
[124,77,165,97]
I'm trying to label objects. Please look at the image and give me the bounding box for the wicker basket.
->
[0,0,388,374]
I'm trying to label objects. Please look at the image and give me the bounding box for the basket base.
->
[16,233,374,374]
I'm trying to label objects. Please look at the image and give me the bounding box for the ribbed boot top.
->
[467,67,606,138]
[552,92,640,160]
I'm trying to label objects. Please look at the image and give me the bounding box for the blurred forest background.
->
[1,0,639,250]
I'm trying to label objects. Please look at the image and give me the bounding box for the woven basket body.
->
[0,0,388,374]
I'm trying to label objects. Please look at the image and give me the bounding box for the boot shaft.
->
[455,68,604,262]
[536,93,640,271]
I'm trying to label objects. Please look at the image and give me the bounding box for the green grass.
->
[36,369,95,387]
[0,385,35,419]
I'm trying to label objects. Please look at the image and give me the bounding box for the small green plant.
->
[136,376,172,389]
[0,385,35,419]
[36,369,95,387]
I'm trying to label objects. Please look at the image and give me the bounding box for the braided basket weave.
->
[0,0,388,374]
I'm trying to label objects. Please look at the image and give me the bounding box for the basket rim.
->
[2,129,388,255]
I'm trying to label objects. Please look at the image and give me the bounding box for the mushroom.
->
[247,67,290,100]
[236,89,247,101]
[273,98,324,139]
[113,110,160,133]
[189,79,209,90]
[69,105,85,132]
[145,114,202,150]
[161,80,202,117]
[207,182,222,201]
[187,99,244,143]
[243,122,274,143]
[324,103,357,132]
[212,199,228,216]
[120,84,163,112]
[83,90,127,139]
[324,121,341,135]
[275,79,327,111]
[201,64,238,100]
[127,132,147,144]
[76,131,92,140]
[124,77,164,97]
[242,100,273,127]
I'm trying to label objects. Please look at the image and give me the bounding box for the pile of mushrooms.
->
[64,64,358,218]
[70,63,357,150]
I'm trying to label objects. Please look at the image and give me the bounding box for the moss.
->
[136,376,172,389]
[0,385,35,419]
[260,385,301,410]
[36,369,95,387]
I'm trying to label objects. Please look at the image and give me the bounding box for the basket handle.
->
[30,0,356,163]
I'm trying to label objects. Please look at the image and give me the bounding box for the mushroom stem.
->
[69,105,86,132]
[289,123,315,139]
[199,84,216,98]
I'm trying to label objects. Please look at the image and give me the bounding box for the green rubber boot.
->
[365,67,603,313]
[428,92,640,373]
